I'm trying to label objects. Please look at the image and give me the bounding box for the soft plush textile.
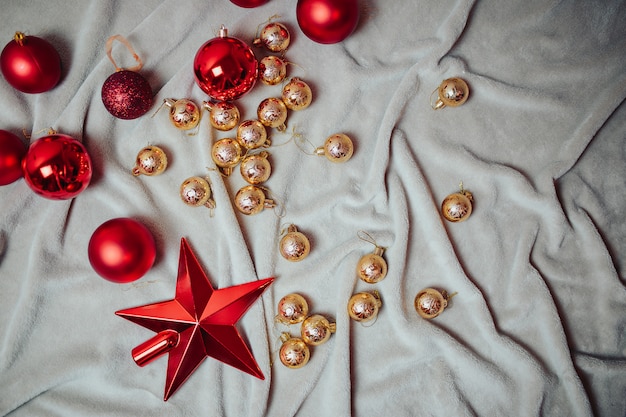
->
[1,1,625,416]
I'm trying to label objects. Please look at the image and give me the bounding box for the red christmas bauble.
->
[0,129,26,185]
[230,0,269,7]
[101,70,153,119]
[88,218,156,283]
[0,32,61,93]
[296,0,359,44]
[22,133,92,199]
[193,27,258,101]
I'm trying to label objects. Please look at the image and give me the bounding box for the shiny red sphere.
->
[101,70,153,119]
[22,133,92,199]
[88,218,156,283]
[0,33,61,93]
[296,0,359,44]
[193,34,258,101]
[0,129,27,185]
[230,0,269,7]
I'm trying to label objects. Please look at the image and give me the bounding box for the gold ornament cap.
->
[347,291,382,323]
[431,77,469,110]
[315,133,353,163]
[279,333,310,368]
[279,224,311,262]
[132,145,168,176]
[276,293,309,325]
[301,314,336,346]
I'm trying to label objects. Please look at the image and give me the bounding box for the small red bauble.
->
[296,0,359,44]
[230,0,269,7]
[88,218,156,283]
[193,26,258,101]
[22,133,92,199]
[0,32,61,93]
[0,129,27,185]
[101,70,153,119]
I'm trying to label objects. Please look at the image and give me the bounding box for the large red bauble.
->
[296,0,359,44]
[88,218,156,284]
[101,70,153,119]
[230,0,269,7]
[193,29,258,101]
[0,129,27,185]
[0,32,61,93]
[22,133,92,199]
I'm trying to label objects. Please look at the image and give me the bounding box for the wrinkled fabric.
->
[0,1,624,416]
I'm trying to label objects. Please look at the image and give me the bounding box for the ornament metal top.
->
[194,25,258,101]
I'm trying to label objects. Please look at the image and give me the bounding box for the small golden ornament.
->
[159,98,201,131]
[347,291,382,323]
[301,314,336,346]
[356,231,388,284]
[431,77,469,110]
[315,133,353,163]
[441,183,473,222]
[279,224,311,262]
[279,332,310,369]
[203,100,240,131]
[179,176,215,210]
[276,293,309,325]
[240,151,272,185]
[259,55,287,86]
[211,138,243,176]
[234,185,275,215]
[253,22,291,53]
[236,119,270,149]
[281,77,312,111]
[132,145,168,176]
[257,97,287,131]
[414,288,456,319]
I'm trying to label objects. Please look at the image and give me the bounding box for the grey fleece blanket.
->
[1,0,625,416]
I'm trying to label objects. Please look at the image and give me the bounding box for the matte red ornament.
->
[22,132,92,199]
[296,0,359,44]
[0,129,27,185]
[193,26,258,101]
[88,218,156,283]
[116,238,274,401]
[0,32,61,93]
[230,0,269,7]
[101,35,153,119]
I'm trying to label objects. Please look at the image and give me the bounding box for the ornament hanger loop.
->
[261,186,286,218]
[105,34,143,72]
[429,87,442,110]
[357,230,384,250]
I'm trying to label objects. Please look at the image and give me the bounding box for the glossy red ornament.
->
[0,129,26,185]
[88,218,156,284]
[230,0,269,7]
[1,32,61,93]
[101,70,153,119]
[193,26,258,101]
[116,238,274,401]
[296,0,359,44]
[22,133,92,199]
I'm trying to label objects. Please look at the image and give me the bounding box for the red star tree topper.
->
[116,238,274,400]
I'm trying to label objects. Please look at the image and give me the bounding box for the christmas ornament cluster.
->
[0,0,475,402]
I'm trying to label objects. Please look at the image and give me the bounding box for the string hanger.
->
[357,230,385,252]
[105,34,143,72]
